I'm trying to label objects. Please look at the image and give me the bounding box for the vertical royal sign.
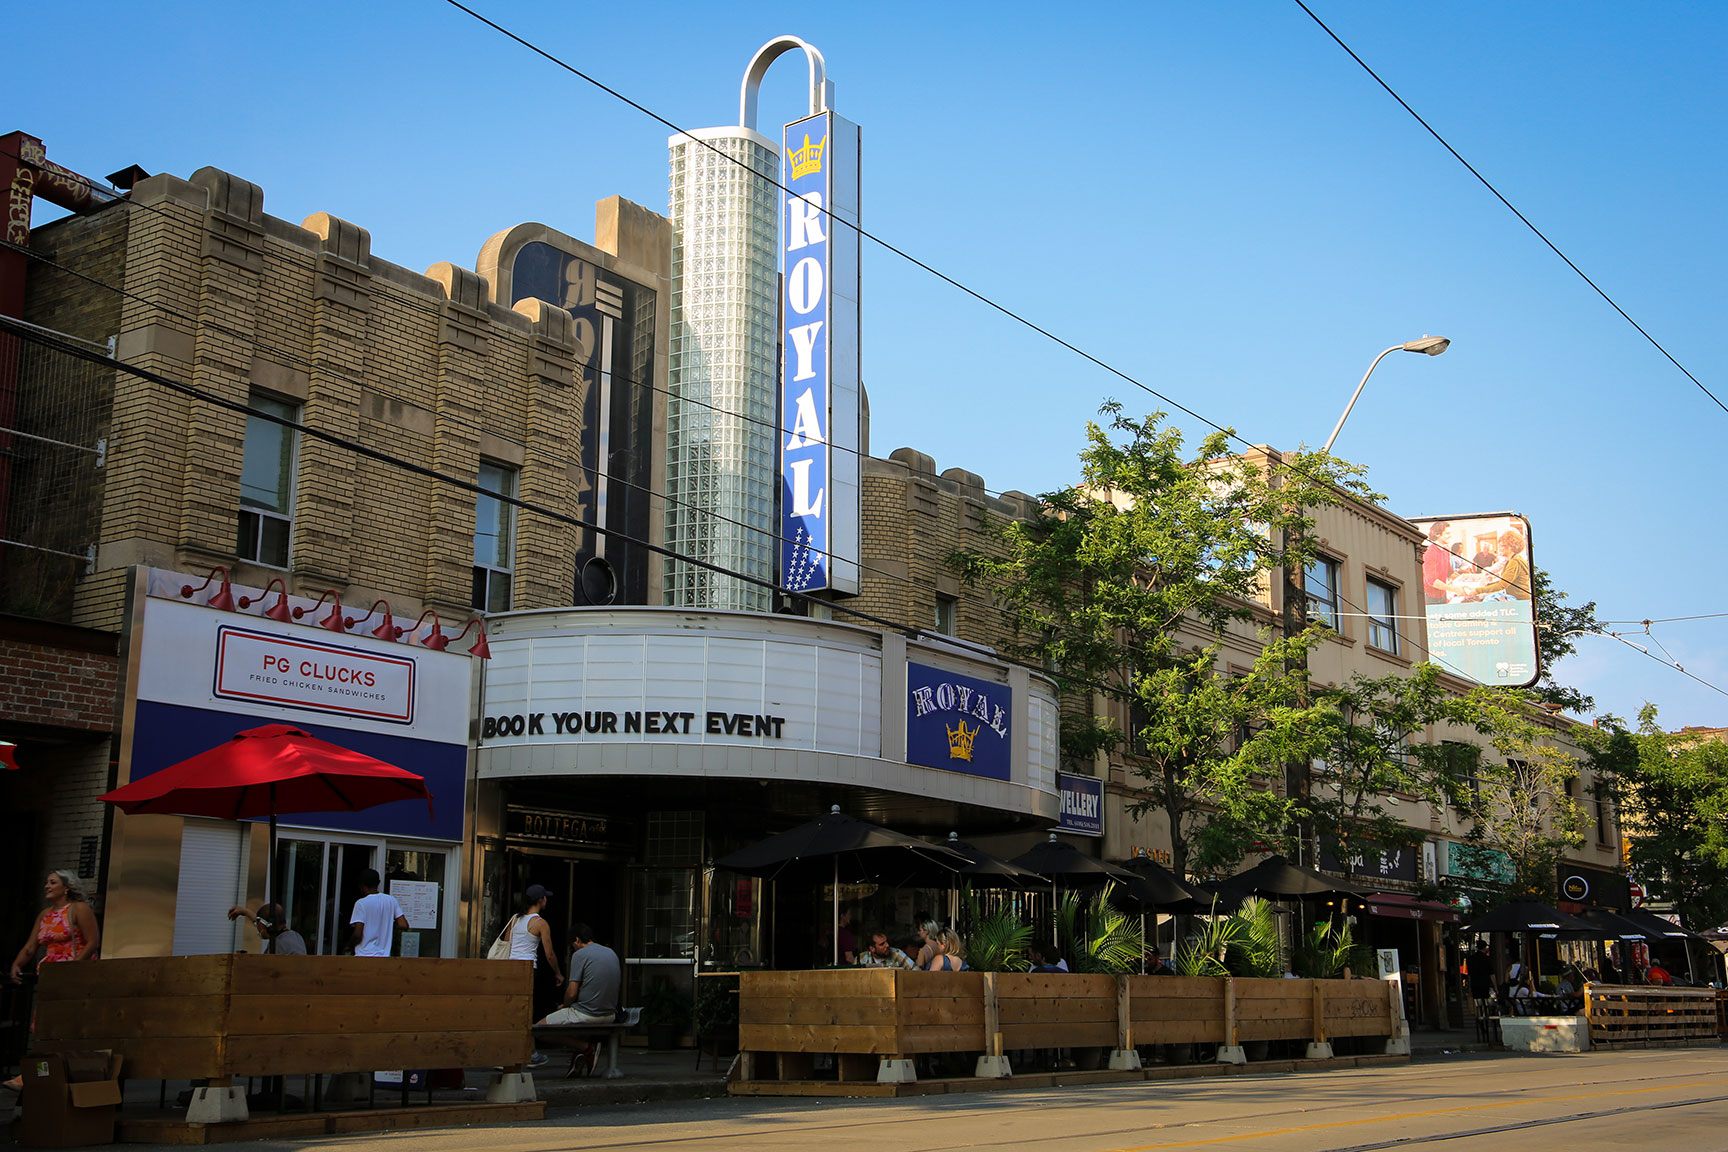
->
[781,110,861,596]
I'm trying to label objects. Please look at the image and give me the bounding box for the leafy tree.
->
[1441,688,1589,899]
[1243,662,1476,876]
[1601,707,1728,930]
[951,404,1374,878]
[1530,567,1601,715]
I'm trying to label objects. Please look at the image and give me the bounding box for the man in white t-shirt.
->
[349,869,409,957]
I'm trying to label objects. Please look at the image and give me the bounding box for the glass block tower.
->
[663,127,780,610]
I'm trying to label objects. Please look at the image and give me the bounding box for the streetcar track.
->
[377,1057,1728,1152]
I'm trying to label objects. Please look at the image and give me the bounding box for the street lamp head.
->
[1402,335,1450,356]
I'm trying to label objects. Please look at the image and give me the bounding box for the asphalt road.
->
[126,1048,1728,1152]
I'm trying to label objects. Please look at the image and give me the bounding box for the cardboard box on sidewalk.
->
[18,1049,123,1147]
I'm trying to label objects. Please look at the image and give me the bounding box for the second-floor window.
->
[1304,556,1340,627]
[472,462,517,612]
[933,594,957,636]
[1366,578,1399,654]
[237,393,298,568]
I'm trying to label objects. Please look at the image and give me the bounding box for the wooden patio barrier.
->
[31,954,539,1122]
[1583,984,1719,1048]
[737,969,1400,1085]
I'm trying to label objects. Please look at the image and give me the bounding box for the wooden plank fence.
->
[738,969,1400,1085]
[1583,985,1718,1048]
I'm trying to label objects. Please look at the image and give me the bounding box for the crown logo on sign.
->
[946,719,977,762]
[790,133,826,179]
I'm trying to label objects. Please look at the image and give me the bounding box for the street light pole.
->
[1323,335,1450,454]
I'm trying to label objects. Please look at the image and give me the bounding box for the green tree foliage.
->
[951,404,1375,876]
[1242,663,1477,874]
[1441,688,1589,899]
[1601,707,1728,930]
[1530,568,1602,715]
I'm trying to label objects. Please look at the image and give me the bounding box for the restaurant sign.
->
[1320,842,1418,884]
[506,806,620,850]
[1443,841,1514,888]
[1556,862,1631,908]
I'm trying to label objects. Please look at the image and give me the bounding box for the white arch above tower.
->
[739,35,834,130]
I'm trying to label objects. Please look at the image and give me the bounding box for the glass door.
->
[275,835,381,955]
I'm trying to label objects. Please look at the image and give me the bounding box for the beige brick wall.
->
[24,165,669,632]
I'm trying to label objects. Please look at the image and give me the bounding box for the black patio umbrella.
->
[941,832,1045,886]
[1010,833,1139,940]
[1621,908,1707,941]
[1226,855,1370,901]
[713,806,972,964]
[1459,900,1595,935]
[1573,906,1650,940]
[1009,833,1137,885]
[1117,856,1205,909]
[1185,880,1246,916]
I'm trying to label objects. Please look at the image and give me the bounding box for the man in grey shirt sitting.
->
[539,922,620,1025]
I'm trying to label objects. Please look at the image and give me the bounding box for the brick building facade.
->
[4,159,671,957]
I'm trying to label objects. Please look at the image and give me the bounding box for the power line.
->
[2,105,1537,693]
[428,5,1547,612]
[1565,627,1728,702]
[1291,0,1728,418]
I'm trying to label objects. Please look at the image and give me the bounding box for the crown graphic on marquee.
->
[946,719,978,762]
[790,133,827,179]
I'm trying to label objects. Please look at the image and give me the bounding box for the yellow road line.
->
[1102,1076,1728,1151]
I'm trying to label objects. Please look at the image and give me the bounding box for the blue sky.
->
[9,2,1725,727]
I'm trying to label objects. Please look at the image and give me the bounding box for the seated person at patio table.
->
[1507,968,1539,1014]
[1144,946,1174,975]
[227,902,307,955]
[1028,943,1068,973]
[1644,961,1675,986]
[913,919,941,970]
[539,922,622,1026]
[927,929,968,971]
[858,931,917,969]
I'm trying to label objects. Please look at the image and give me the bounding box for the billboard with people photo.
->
[1411,512,1539,687]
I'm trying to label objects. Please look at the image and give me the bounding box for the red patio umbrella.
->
[100,723,433,905]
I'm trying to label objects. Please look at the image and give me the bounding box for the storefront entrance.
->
[275,833,456,957]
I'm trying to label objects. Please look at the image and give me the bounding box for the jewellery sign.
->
[1057,772,1104,837]
[905,661,1011,781]
[780,108,861,596]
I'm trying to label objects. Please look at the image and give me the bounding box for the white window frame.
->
[1366,577,1400,654]
[1304,556,1340,628]
[473,462,518,613]
[237,393,299,569]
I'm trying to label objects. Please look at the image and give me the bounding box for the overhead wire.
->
[1291,0,1728,418]
[11,24,1620,696]
[0,137,1528,706]
[427,1,1552,612]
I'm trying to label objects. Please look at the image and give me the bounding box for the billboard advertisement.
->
[780,109,861,597]
[1411,511,1539,687]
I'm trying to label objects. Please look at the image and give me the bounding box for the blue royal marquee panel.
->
[905,662,1012,782]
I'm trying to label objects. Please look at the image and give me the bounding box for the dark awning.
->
[1363,891,1460,923]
